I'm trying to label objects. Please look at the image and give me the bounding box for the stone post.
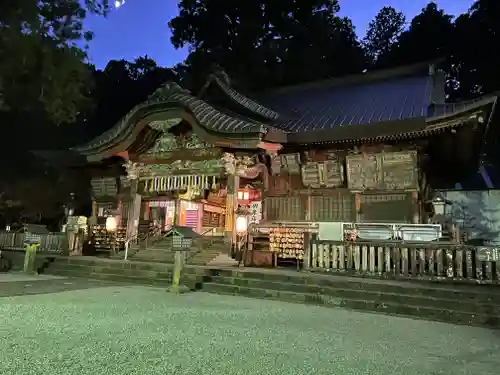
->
[167,250,190,294]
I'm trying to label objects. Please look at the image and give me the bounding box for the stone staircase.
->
[189,237,236,265]
[31,254,500,329]
[122,236,235,266]
[36,256,205,288]
[128,240,176,263]
[200,268,500,329]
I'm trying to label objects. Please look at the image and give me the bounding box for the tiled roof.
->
[212,76,280,122]
[70,63,499,156]
[73,83,267,154]
[259,75,432,132]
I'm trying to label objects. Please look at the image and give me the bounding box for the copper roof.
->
[70,62,498,158]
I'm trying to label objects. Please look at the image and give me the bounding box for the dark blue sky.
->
[84,0,473,69]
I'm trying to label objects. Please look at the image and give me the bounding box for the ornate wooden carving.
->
[300,159,343,188]
[139,131,220,162]
[346,151,418,191]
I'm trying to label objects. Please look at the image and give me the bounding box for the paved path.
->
[0,274,499,375]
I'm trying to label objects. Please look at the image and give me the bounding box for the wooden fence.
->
[0,232,68,253]
[309,239,500,283]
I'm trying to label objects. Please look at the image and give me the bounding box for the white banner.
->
[249,201,262,224]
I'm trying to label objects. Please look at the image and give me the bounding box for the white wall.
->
[440,190,500,245]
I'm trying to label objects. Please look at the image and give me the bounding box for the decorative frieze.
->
[221,152,255,175]
[221,152,269,189]
[122,160,141,180]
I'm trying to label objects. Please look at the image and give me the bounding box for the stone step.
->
[208,269,500,305]
[43,265,200,289]
[208,275,500,315]
[132,251,175,258]
[45,260,207,277]
[201,283,500,329]
[48,257,173,271]
[46,267,174,287]
[188,251,228,266]
[206,253,239,267]
[45,263,171,279]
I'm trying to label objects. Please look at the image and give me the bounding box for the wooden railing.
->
[309,239,500,283]
[0,232,67,253]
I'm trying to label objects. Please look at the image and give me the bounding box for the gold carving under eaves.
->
[143,174,220,199]
[138,159,224,177]
[144,130,218,159]
[221,152,255,175]
[221,152,269,189]
[122,160,141,180]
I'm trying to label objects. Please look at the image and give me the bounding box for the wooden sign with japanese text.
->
[346,151,417,191]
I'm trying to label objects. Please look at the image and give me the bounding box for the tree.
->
[453,0,500,98]
[78,57,177,143]
[389,3,454,66]
[363,6,406,66]
[169,0,366,91]
[0,0,109,124]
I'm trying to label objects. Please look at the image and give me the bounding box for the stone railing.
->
[309,238,500,284]
[0,232,68,253]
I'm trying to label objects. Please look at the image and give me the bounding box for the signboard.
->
[149,200,172,208]
[347,151,417,191]
[380,151,417,190]
[249,201,262,224]
[346,154,379,190]
[301,162,321,187]
[323,160,343,187]
[280,154,300,173]
[91,178,118,197]
[301,161,343,188]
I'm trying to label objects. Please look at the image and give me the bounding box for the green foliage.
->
[0,0,109,124]
[169,0,500,101]
[363,6,406,64]
[169,0,366,91]
[80,57,177,141]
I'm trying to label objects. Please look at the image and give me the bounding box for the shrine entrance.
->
[147,200,175,231]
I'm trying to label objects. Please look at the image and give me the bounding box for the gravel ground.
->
[0,286,499,375]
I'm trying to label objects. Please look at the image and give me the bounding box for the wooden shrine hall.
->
[39,61,498,256]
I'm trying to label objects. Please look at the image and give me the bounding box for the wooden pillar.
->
[117,199,123,226]
[225,173,239,245]
[305,189,312,221]
[126,178,141,241]
[354,192,361,222]
[88,199,98,227]
[144,201,150,220]
[411,191,419,224]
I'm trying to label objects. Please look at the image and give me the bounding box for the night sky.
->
[84,0,473,69]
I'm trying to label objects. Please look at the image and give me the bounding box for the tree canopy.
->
[168,0,500,100]
[169,0,366,91]
[0,0,109,124]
